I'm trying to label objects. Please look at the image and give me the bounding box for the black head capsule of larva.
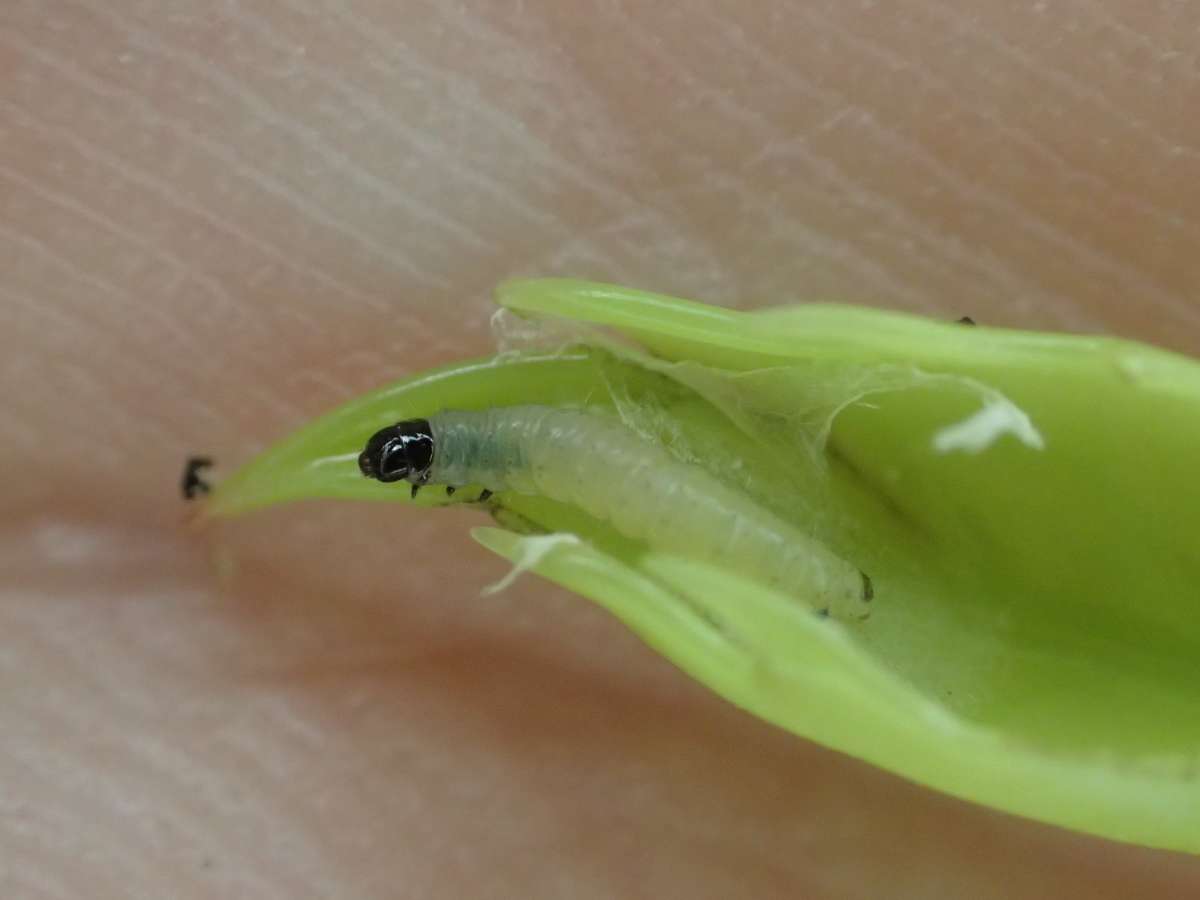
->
[358,419,435,484]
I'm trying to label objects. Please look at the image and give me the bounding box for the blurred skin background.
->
[4,1,1200,897]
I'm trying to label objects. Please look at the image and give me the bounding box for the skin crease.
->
[3,1,1200,897]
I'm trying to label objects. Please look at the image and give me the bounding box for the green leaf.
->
[208,279,1200,853]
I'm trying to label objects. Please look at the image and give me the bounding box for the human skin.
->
[4,1,1200,897]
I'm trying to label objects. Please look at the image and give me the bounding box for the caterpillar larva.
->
[358,406,872,621]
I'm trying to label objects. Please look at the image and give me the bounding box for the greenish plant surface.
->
[208,279,1200,853]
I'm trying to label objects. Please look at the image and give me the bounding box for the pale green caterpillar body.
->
[359,405,873,621]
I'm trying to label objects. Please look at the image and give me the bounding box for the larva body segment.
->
[426,406,871,621]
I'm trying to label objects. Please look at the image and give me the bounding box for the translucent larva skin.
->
[428,406,872,621]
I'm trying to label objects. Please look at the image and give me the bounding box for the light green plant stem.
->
[207,279,1200,854]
